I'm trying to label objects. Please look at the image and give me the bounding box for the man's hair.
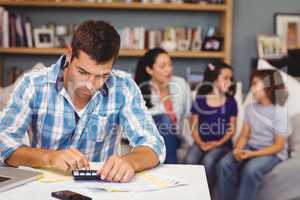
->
[71,20,120,64]
[250,69,288,106]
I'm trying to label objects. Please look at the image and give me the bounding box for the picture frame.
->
[274,13,300,49]
[256,34,287,59]
[33,27,54,48]
[202,36,223,51]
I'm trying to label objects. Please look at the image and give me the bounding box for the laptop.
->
[0,167,43,193]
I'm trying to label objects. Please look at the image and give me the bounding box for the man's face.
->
[64,50,114,101]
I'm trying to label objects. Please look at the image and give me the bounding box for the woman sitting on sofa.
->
[134,48,191,164]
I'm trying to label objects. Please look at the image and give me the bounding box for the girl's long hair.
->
[134,48,168,108]
[196,61,235,97]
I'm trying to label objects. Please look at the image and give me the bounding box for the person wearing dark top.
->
[185,61,238,196]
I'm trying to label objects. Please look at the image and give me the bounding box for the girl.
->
[134,48,191,164]
[185,62,238,194]
[217,69,290,200]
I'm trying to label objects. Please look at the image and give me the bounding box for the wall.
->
[232,0,300,91]
[2,0,300,91]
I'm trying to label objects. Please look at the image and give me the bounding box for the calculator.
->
[72,170,102,181]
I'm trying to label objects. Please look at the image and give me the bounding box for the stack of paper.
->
[87,171,187,192]
[29,162,187,192]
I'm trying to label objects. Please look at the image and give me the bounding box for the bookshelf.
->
[0,0,233,86]
[0,48,226,58]
[0,1,227,12]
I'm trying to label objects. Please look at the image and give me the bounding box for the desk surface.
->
[0,164,210,200]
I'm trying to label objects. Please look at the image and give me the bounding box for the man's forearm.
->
[122,146,159,172]
[5,146,52,168]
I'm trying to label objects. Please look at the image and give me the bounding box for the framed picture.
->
[33,27,54,48]
[202,36,223,51]
[274,13,300,49]
[257,35,287,59]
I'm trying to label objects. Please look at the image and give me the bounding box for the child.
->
[185,61,238,194]
[217,69,290,200]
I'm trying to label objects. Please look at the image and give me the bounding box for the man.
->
[0,20,166,183]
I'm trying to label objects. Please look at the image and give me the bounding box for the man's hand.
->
[98,155,135,183]
[47,148,90,172]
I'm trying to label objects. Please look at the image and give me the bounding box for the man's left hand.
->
[98,155,135,183]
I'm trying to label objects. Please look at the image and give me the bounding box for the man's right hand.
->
[46,148,90,172]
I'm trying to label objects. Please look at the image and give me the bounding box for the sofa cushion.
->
[0,63,45,111]
[256,155,300,200]
[233,81,248,143]
[0,84,15,111]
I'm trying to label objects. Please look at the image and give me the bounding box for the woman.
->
[134,48,191,164]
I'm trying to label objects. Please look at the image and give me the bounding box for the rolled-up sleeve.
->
[119,78,166,164]
[0,75,34,164]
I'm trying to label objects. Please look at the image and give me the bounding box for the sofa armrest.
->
[257,156,300,200]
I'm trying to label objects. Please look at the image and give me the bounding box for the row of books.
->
[118,26,203,51]
[0,7,33,48]
[0,7,220,52]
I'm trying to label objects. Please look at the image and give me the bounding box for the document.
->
[87,171,187,192]
[25,162,187,192]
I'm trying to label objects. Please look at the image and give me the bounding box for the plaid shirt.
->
[0,56,165,163]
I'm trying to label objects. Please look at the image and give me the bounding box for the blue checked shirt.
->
[0,56,166,164]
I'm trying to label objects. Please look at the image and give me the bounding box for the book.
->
[16,13,25,47]
[115,26,204,51]
[9,13,17,47]
[0,7,3,47]
[21,14,28,47]
[25,18,33,48]
[2,9,9,48]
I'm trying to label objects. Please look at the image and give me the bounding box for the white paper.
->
[87,171,187,192]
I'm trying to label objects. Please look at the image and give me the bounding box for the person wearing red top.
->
[134,48,191,164]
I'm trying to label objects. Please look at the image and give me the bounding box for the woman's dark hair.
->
[250,69,288,106]
[196,61,235,96]
[134,48,168,108]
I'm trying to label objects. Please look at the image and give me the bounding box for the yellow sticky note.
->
[36,168,72,183]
